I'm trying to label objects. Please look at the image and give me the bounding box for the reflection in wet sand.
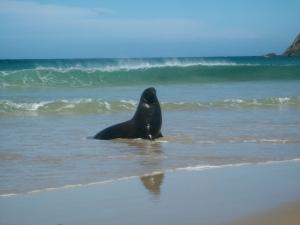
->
[141,173,164,198]
[114,139,165,200]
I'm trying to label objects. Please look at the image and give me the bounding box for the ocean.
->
[1,57,300,198]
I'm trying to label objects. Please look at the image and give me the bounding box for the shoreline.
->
[1,162,300,225]
[2,158,300,199]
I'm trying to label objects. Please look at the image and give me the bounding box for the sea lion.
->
[94,87,163,140]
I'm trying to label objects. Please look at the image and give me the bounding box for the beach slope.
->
[1,162,300,225]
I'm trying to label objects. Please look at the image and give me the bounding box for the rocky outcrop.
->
[281,34,300,57]
[265,53,278,57]
[265,34,300,57]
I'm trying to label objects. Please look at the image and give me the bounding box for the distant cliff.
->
[265,33,300,57]
[281,34,300,57]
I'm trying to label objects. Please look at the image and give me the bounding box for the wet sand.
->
[1,162,300,225]
[225,200,300,225]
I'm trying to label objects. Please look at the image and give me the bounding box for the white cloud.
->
[90,8,116,17]
[242,35,263,39]
[0,0,200,39]
[0,0,116,21]
[1,0,263,42]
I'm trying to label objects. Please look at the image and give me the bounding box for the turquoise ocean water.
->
[1,57,300,198]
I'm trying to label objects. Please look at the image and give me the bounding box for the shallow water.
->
[1,57,300,197]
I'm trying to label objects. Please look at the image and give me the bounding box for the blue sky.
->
[0,0,299,59]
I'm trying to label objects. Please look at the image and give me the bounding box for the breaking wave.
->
[1,57,300,88]
[1,96,299,116]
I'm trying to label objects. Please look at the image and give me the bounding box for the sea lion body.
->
[94,87,162,140]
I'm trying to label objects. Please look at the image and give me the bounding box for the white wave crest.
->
[25,59,241,73]
[0,100,53,111]
[0,176,139,199]
[176,158,300,171]
[120,100,138,107]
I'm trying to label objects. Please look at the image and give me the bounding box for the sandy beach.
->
[226,200,300,225]
[1,161,300,225]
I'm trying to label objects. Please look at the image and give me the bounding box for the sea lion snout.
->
[143,87,157,103]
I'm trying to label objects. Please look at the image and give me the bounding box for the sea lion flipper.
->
[157,132,163,138]
[149,132,163,140]
[146,125,155,141]
[148,135,154,141]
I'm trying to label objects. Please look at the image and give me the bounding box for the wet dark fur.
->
[93,87,162,140]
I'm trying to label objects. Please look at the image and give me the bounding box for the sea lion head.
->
[142,87,158,103]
